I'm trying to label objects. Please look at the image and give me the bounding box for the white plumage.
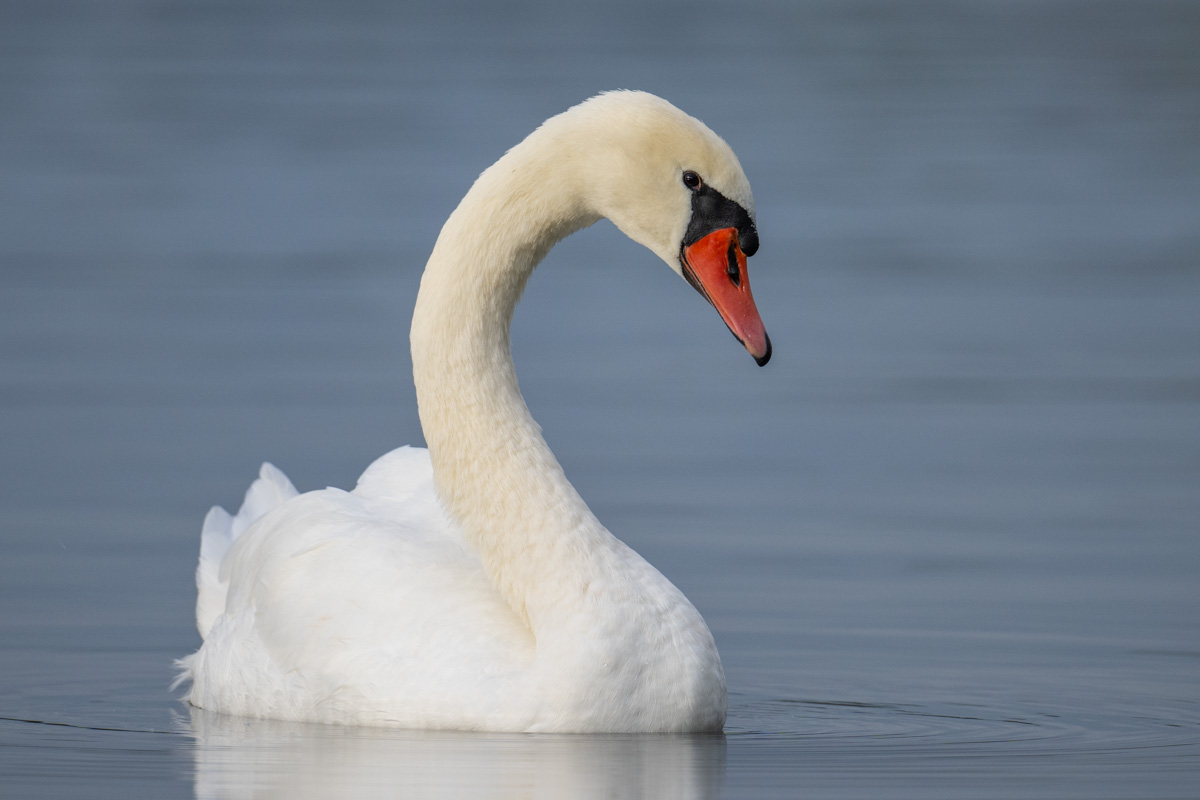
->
[178,91,766,733]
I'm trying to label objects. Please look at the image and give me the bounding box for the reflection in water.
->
[186,707,725,800]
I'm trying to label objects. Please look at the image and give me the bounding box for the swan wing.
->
[184,448,535,727]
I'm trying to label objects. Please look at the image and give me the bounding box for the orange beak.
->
[681,227,771,366]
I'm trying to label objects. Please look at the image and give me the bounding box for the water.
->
[2,1,1198,797]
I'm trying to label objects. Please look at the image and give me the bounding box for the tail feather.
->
[195,505,233,639]
[194,463,299,639]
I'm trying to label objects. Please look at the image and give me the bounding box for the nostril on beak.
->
[725,238,741,287]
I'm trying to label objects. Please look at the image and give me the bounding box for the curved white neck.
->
[410,131,608,630]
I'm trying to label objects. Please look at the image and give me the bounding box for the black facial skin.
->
[681,178,758,257]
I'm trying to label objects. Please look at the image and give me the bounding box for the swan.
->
[177,91,770,733]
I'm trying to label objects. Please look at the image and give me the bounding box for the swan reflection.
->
[185,707,725,799]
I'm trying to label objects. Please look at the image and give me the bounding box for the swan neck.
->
[410,136,604,628]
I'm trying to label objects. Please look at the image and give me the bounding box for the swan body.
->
[178,91,770,733]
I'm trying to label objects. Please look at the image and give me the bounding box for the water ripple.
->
[726,694,1200,767]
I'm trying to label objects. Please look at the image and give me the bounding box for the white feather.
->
[194,463,297,639]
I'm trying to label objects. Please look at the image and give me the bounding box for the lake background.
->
[1,1,1197,797]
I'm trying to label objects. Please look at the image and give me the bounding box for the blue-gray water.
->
[1,1,1198,797]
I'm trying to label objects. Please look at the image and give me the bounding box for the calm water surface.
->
[1,1,1198,797]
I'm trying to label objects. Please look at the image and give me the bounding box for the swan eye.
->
[682,171,702,191]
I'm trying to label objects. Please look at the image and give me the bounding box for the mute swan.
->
[177,91,770,733]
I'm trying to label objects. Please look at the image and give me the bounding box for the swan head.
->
[546,91,771,366]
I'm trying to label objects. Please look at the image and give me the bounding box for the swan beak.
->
[681,227,772,366]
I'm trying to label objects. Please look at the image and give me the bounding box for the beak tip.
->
[752,333,772,367]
